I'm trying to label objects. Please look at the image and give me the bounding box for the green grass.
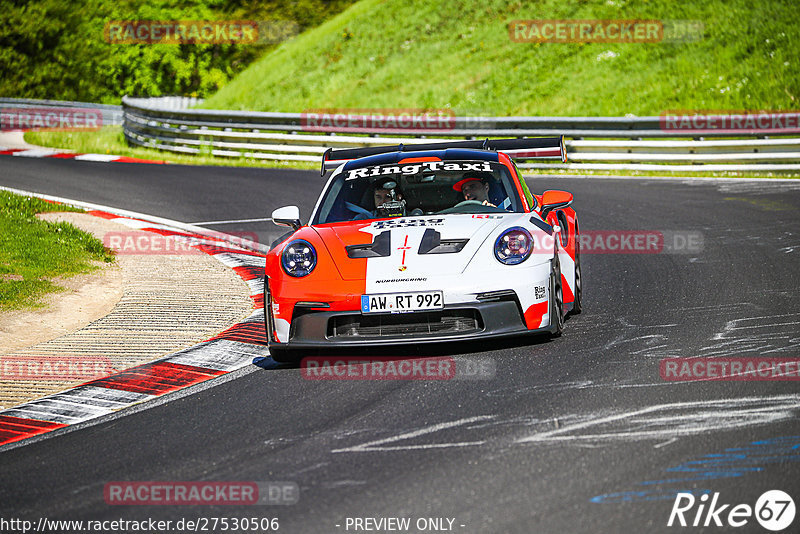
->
[203,0,799,116]
[0,191,115,311]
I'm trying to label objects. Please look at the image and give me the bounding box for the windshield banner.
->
[346,161,492,180]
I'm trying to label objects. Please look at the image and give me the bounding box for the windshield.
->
[312,160,523,225]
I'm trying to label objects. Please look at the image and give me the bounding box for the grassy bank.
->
[202,0,798,116]
[0,192,115,310]
[26,0,799,175]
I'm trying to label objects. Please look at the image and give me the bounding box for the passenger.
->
[354,180,407,219]
[373,186,395,211]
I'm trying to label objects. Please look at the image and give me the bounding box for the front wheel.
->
[264,279,299,363]
[263,277,272,342]
[571,235,582,315]
[550,257,564,337]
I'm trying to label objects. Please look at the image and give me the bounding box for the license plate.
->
[361,291,443,314]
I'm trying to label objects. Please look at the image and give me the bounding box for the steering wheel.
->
[436,199,494,215]
[452,200,485,208]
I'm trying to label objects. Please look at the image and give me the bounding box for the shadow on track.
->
[249,317,578,371]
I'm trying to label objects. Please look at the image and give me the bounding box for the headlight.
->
[494,227,533,265]
[281,239,317,277]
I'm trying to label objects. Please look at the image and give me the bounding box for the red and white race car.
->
[264,138,580,361]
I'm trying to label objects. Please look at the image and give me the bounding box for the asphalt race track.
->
[1,157,799,533]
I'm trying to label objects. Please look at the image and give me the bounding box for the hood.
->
[313,214,512,281]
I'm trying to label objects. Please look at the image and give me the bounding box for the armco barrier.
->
[7,97,800,172]
[0,97,202,129]
[121,97,800,172]
[1,98,124,127]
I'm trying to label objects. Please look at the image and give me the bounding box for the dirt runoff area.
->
[0,212,254,410]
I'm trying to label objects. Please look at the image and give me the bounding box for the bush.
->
[0,0,355,103]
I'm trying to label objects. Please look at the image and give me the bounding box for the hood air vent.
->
[346,231,391,258]
[418,228,468,255]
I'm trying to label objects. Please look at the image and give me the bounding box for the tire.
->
[263,277,271,341]
[571,234,582,315]
[550,256,564,337]
[264,277,300,363]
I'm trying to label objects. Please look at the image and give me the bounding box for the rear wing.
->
[320,136,567,176]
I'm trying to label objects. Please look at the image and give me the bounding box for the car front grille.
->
[328,309,482,339]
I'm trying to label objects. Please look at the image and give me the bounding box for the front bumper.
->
[269,297,555,350]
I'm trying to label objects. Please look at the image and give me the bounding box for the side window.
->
[495,166,522,211]
[512,161,536,210]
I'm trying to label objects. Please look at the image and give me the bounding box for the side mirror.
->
[271,206,302,230]
[540,190,573,218]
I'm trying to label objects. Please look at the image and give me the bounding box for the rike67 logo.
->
[668,490,795,531]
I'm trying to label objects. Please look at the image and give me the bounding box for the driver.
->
[452,172,496,207]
